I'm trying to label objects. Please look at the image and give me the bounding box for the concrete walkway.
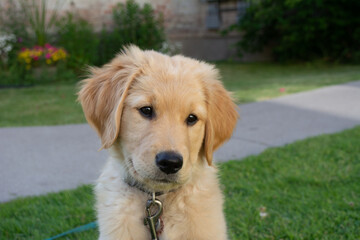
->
[1,81,360,202]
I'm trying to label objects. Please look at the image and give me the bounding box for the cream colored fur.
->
[78,46,238,240]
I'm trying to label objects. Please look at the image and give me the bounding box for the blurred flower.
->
[17,43,68,69]
[0,32,16,64]
[279,88,286,93]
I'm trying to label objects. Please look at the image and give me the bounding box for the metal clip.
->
[144,192,163,240]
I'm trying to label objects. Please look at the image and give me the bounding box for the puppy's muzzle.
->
[155,151,183,174]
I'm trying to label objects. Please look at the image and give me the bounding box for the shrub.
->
[97,0,165,65]
[228,0,360,62]
[56,13,99,69]
[0,0,63,70]
[0,0,31,47]
[0,0,166,84]
[0,0,33,68]
[0,32,16,68]
[0,62,77,87]
[0,64,33,87]
[19,0,62,46]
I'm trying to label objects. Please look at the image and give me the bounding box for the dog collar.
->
[123,176,168,196]
[124,178,166,196]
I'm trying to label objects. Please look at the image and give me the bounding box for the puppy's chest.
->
[155,204,190,240]
[156,216,182,240]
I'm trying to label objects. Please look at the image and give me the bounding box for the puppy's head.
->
[78,46,238,192]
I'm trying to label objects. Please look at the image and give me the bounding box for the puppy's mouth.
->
[145,174,180,185]
[125,157,181,191]
[155,178,174,184]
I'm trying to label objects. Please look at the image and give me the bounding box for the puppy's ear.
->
[78,46,143,149]
[202,65,239,165]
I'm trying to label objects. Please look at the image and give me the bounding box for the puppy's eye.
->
[139,106,154,119]
[186,114,198,126]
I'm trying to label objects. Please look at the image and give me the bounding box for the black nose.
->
[155,151,183,174]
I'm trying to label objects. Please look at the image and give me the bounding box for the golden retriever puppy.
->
[78,46,238,240]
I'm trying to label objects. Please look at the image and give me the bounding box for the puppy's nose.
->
[155,151,183,174]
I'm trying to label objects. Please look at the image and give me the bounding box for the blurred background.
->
[0,0,359,239]
[1,0,359,126]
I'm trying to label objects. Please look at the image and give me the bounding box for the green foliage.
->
[0,0,31,47]
[54,0,166,67]
[96,0,165,65]
[0,0,165,84]
[0,62,77,87]
[56,13,99,69]
[19,0,62,46]
[0,0,32,69]
[228,0,360,62]
[0,0,69,86]
[0,64,33,87]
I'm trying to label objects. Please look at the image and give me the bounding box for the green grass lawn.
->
[0,83,85,127]
[1,127,359,240]
[219,63,360,103]
[0,63,360,127]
